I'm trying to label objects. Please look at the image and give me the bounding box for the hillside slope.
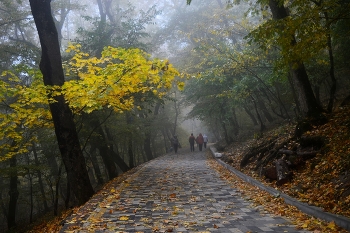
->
[217,106,350,232]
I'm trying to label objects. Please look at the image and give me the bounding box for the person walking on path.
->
[171,135,179,154]
[203,134,208,148]
[188,133,196,152]
[196,133,204,151]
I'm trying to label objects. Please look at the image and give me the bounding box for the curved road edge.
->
[209,146,350,231]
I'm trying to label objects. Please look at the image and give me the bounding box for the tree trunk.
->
[219,104,232,144]
[54,164,63,216]
[140,105,161,161]
[128,140,135,169]
[7,156,19,229]
[229,108,239,136]
[220,118,231,144]
[97,146,118,179]
[29,0,94,204]
[28,172,33,223]
[161,129,170,152]
[143,135,153,161]
[268,0,323,117]
[0,175,8,220]
[126,113,135,169]
[256,95,274,123]
[287,73,301,117]
[0,189,8,223]
[89,146,104,185]
[173,94,180,136]
[32,143,49,211]
[251,96,266,132]
[88,118,119,180]
[104,126,130,172]
[243,105,258,125]
[110,145,130,172]
[324,11,336,113]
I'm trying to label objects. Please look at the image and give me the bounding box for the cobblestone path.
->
[60,150,310,233]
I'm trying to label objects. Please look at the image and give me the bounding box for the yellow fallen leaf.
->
[119,216,129,221]
[327,221,336,230]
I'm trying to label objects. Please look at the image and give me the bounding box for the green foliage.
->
[247,0,349,68]
[75,4,160,53]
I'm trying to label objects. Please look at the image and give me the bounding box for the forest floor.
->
[20,106,350,233]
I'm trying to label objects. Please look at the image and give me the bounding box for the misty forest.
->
[0,0,350,232]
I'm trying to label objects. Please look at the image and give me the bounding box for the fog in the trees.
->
[0,0,349,231]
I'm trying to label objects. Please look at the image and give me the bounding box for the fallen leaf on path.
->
[119,216,129,221]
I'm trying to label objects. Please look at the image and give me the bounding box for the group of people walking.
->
[189,133,208,152]
[171,133,208,154]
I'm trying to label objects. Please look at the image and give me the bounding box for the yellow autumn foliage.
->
[62,44,181,113]
[0,44,182,161]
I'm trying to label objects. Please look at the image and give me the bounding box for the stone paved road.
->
[61,150,310,233]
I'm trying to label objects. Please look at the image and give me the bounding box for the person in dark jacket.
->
[196,133,204,151]
[189,133,196,152]
[171,135,179,154]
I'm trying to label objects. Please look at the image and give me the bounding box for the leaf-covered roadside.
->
[207,156,344,232]
[216,106,350,232]
[17,165,144,233]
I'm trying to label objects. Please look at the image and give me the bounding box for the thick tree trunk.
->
[29,0,94,204]
[268,0,323,117]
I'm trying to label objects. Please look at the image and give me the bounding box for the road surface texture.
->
[60,149,310,233]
